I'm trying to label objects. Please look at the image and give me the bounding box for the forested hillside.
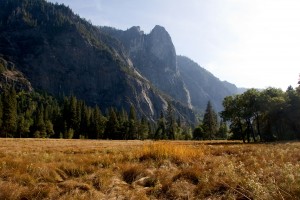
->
[0,86,192,140]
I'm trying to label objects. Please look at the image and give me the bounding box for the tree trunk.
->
[239,121,245,143]
[255,114,261,141]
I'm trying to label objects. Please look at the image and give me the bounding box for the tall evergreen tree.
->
[34,104,46,138]
[202,101,218,139]
[104,108,119,139]
[0,94,2,129]
[118,108,128,139]
[17,115,30,138]
[2,87,17,137]
[90,106,105,139]
[128,105,138,139]
[166,102,176,140]
[79,102,90,139]
[155,111,166,140]
[138,116,149,140]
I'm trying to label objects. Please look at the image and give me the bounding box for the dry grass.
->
[0,139,299,199]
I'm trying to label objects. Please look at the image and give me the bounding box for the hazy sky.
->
[48,0,300,90]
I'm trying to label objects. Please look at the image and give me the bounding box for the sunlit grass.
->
[0,139,299,199]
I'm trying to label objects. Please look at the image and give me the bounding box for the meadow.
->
[0,139,299,200]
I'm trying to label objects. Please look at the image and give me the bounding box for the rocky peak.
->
[101,25,192,108]
[147,25,176,68]
[150,25,170,38]
[127,26,144,36]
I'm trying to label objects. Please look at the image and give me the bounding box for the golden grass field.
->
[0,139,299,200]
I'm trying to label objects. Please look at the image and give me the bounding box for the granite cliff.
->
[101,26,192,109]
[177,56,242,112]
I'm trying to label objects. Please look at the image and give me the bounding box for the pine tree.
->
[0,94,3,129]
[2,87,17,137]
[90,106,105,139]
[138,116,149,140]
[35,104,46,138]
[166,102,176,140]
[118,108,129,139]
[128,105,138,139]
[155,111,166,140]
[202,101,218,139]
[104,108,119,139]
[17,115,30,138]
[45,120,55,137]
[79,102,90,139]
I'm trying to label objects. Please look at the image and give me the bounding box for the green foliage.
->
[104,108,119,139]
[217,120,228,139]
[128,105,138,139]
[1,87,17,137]
[155,111,166,140]
[166,102,176,140]
[193,125,205,140]
[221,86,300,142]
[202,101,218,139]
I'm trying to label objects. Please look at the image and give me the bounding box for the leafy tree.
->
[221,95,246,142]
[193,123,205,140]
[221,86,300,142]
[217,120,228,139]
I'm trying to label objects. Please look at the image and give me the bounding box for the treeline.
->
[0,87,192,139]
[220,86,300,142]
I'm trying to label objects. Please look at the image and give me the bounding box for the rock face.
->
[0,0,196,123]
[102,23,243,113]
[0,57,33,92]
[101,26,192,109]
[177,56,241,112]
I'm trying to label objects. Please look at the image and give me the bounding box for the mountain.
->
[101,25,243,113]
[177,56,242,112]
[0,0,244,125]
[0,0,196,123]
[101,26,192,109]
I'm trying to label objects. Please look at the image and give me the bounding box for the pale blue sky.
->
[47,0,300,90]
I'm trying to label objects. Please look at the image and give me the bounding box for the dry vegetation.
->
[0,139,299,200]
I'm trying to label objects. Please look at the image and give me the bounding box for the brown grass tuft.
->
[139,141,205,165]
[172,169,200,185]
[121,164,144,184]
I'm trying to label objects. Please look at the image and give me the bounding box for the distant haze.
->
[48,0,300,90]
